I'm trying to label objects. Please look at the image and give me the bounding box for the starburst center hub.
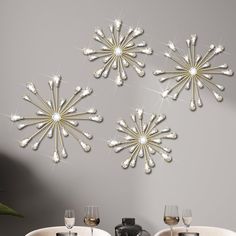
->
[114,47,123,56]
[189,67,197,76]
[52,112,61,122]
[139,135,148,145]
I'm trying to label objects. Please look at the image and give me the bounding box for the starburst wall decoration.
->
[108,109,177,174]
[153,34,233,111]
[10,75,103,163]
[83,19,153,86]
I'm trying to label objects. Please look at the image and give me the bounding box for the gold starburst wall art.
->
[108,109,177,174]
[153,34,233,111]
[83,19,153,86]
[10,75,103,163]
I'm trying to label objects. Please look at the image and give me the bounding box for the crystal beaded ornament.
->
[108,109,177,174]
[83,19,153,86]
[11,75,103,163]
[153,34,233,111]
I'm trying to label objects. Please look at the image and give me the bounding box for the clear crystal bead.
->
[83,132,93,139]
[133,27,144,37]
[11,114,23,122]
[136,109,143,120]
[137,41,146,47]
[153,138,161,144]
[107,140,120,147]
[213,91,223,102]
[26,82,37,94]
[156,114,166,124]
[219,64,228,69]
[197,98,203,107]
[148,146,156,155]
[67,107,77,113]
[62,128,69,137]
[133,65,145,77]
[144,163,151,174]
[114,19,122,31]
[130,158,136,167]
[166,132,177,139]
[164,52,171,58]
[141,47,153,54]
[36,123,45,129]
[83,48,95,55]
[60,99,66,107]
[74,86,82,94]
[18,123,27,130]
[115,146,124,153]
[190,99,196,111]
[117,120,127,128]
[95,28,104,38]
[47,129,53,138]
[37,110,46,115]
[214,45,224,54]
[167,41,176,51]
[161,90,169,98]
[222,69,233,76]
[89,115,103,122]
[62,148,68,158]
[197,80,204,88]
[48,80,54,90]
[172,93,178,100]
[53,75,61,87]
[191,34,197,45]
[53,151,60,163]
[116,75,123,86]
[94,68,103,78]
[20,138,30,147]
[87,108,97,114]
[68,120,79,126]
[23,95,31,102]
[80,141,91,152]
[162,153,172,162]
[138,148,144,157]
[81,87,93,97]
[121,159,130,169]
[89,55,98,61]
[32,142,39,150]
[216,84,225,91]
[130,114,136,122]
[153,70,164,76]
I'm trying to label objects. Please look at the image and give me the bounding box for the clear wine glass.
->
[64,209,75,236]
[84,206,100,236]
[164,205,179,236]
[182,209,192,232]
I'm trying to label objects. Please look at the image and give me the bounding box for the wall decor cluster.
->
[153,34,234,111]
[10,75,103,163]
[83,19,153,86]
[107,109,177,174]
[9,18,234,173]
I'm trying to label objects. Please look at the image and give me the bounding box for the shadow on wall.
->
[0,153,66,236]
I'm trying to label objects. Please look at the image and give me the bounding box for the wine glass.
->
[182,209,192,232]
[84,206,100,236]
[164,205,179,236]
[64,209,75,236]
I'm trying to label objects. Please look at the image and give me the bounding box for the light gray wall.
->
[0,0,236,235]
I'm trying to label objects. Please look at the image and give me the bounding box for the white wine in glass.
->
[164,205,179,236]
[84,206,100,236]
[65,209,75,236]
[182,209,192,232]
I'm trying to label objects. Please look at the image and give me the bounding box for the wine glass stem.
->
[69,230,71,236]
[186,226,188,232]
[91,227,93,236]
[170,226,173,236]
